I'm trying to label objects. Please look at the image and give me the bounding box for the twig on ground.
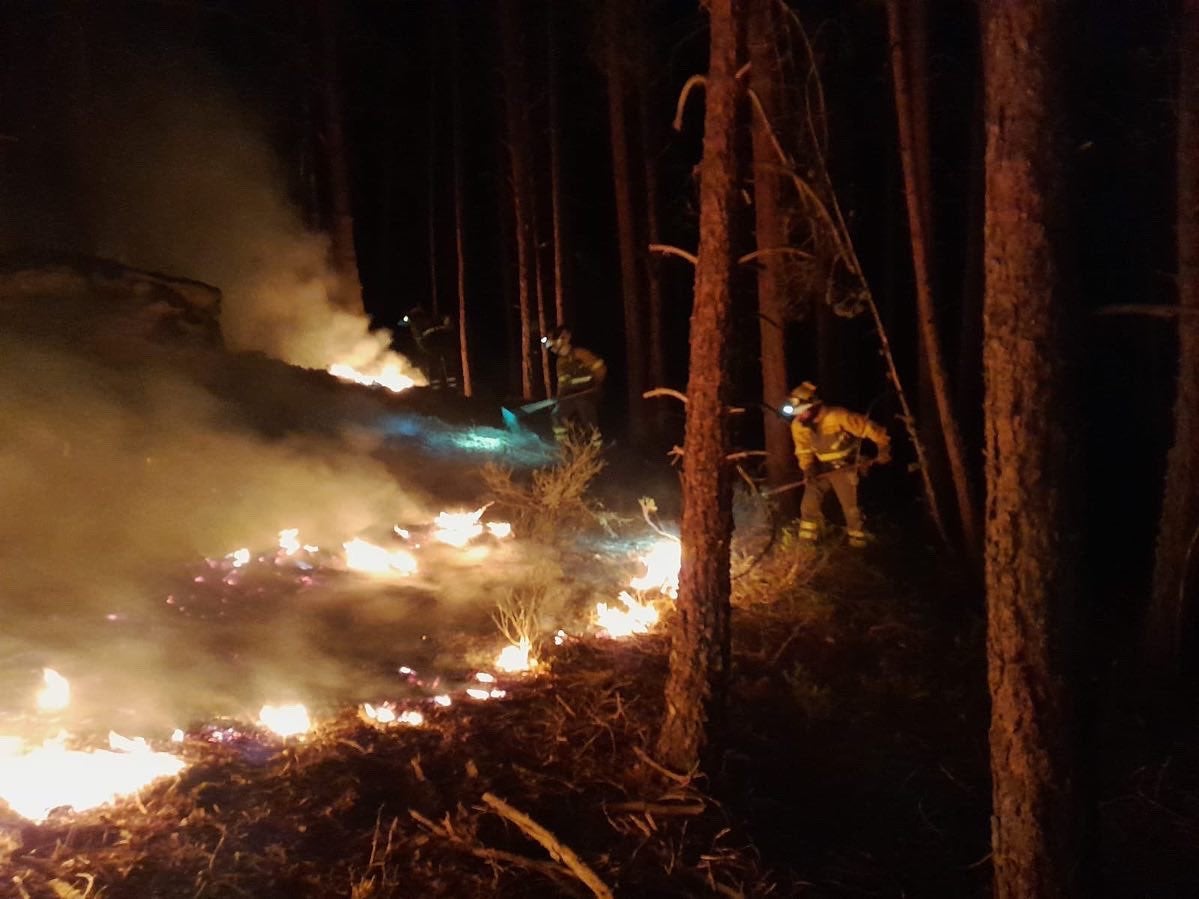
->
[482,792,615,899]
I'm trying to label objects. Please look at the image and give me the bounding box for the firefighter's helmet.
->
[782,381,820,418]
[541,326,572,354]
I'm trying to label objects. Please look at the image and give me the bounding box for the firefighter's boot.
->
[798,519,821,544]
[846,528,870,549]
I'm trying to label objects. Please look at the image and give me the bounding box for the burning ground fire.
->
[0,514,684,827]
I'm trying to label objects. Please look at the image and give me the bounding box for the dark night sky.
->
[0,0,1184,607]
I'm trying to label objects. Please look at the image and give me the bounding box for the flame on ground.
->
[327,361,417,393]
[629,537,681,598]
[495,638,537,673]
[258,703,311,738]
[361,703,424,728]
[342,538,418,577]
[0,732,186,823]
[432,507,486,547]
[36,668,70,712]
[595,591,661,638]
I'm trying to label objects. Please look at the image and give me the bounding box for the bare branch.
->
[672,75,707,131]
[738,246,814,265]
[1095,304,1199,320]
[648,243,698,265]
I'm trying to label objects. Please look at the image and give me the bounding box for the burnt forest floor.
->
[4,439,1199,898]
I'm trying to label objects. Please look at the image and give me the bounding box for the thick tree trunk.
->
[748,0,792,492]
[886,0,980,556]
[451,11,473,398]
[657,0,741,775]
[313,0,363,314]
[548,2,567,330]
[1148,0,1199,672]
[605,0,648,434]
[982,2,1079,896]
[500,0,535,400]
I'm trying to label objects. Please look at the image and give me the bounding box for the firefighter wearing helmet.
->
[542,326,607,443]
[783,381,892,548]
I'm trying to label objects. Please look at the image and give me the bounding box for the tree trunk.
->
[748,0,792,492]
[427,27,440,319]
[605,0,648,434]
[313,0,363,314]
[533,197,553,398]
[657,0,742,775]
[886,0,980,556]
[547,1,567,329]
[500,0,535,400]
[1148,0,1199,673]
[451,9,473,398]
[982,2,1079,896]
[635,14,666,399]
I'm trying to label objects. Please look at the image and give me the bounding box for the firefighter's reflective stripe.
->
[798,519,821,541]
[846,528,869,548]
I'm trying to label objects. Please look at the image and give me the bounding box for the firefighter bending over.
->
[783,381,891,548]
[542,326,606,443]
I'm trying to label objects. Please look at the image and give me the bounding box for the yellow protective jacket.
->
[557,347,607,396]
[791,406,889,470]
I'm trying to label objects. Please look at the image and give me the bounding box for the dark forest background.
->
[0,0,1184,650]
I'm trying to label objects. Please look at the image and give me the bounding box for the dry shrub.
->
[732,522,830,606]
[481,428,606,543]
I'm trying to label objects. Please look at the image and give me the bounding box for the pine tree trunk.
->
[548,2,567,330]
[605,0,648,434]
[657,0,741,775]
[1148,0,1199,673]
[635,17,666,399]
[886,0,980,555]
[982,2,1079,896]
[748,0,792,492]
[500,0,535,400]
[313,0,363,314]
[427,33,440,319]
[451,10,473,398]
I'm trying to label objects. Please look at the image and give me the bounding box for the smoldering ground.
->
[0,36,566,738]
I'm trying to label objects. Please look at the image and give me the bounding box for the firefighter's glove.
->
[876,446,892,465]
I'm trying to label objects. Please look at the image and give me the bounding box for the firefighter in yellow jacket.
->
[784,382,891,548]
[542,327,607,442]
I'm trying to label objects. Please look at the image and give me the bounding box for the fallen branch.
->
[482,793,614,899]
[633,745,694,785]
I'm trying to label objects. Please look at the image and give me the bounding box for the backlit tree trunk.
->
[1149,0,1199,672]
[451,10,473,398]
[748,0,791,491]
[548,2,567,329]
[635,14,666,400]
[500,0,535,399]
[313,0,363,313]
[982,2,1079,896]
[657,0,742,774]
[605,0,648,433]
[886,0,980,556]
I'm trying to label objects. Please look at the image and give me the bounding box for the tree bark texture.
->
[605,0,648,433]
[451,10,473,398]
[313,0,363,314]
[982,2,1079,896]
[500,0,536,400]
[748,0,792,491]
[1149,0,1199,671]
[886,0,980,556]
[657,0,741,774]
